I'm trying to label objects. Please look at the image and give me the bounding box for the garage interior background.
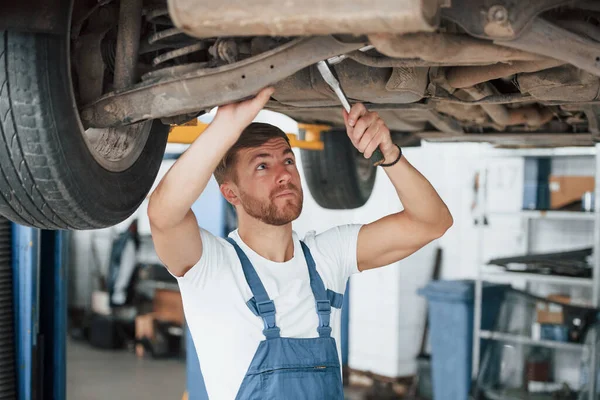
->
[65,109,598,399]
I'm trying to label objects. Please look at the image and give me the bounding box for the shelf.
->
[481,270,593,287]
[487,210,596,221]
[483,387,566,400]
[479,330,586,351]
[484,147,596,158]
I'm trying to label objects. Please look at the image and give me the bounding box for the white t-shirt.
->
[175,224,362,400]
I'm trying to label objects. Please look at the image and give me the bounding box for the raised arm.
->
[342,104,453,272]
[148,87,275,277]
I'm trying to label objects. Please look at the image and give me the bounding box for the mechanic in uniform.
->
[148,87,453,399]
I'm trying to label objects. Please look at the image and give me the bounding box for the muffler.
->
[167,0,442,38]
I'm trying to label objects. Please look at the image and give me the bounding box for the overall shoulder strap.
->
[226,238,280,339]
[299,241,332,338]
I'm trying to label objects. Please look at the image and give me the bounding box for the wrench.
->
[316,60,385,166]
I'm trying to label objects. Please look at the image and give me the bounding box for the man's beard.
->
[238,184,303,226]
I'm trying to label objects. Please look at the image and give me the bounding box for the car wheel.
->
[0,31,168,229]
[299,128,377,209]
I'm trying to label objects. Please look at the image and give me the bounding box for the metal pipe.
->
[495,18,600,78]
[462,85,510,126]
[368,32,545,64]
[446,59,564,89]
[347,51,497,68]
[462,84,553,127]
[113,0,143,89]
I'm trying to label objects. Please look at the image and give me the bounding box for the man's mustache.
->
[271,184,301,199]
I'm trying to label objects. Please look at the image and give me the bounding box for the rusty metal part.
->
[167,0,440,38]
[142,62,209,80]
[446,59,564,88]
[81,36,366,128]
[435,102,490,126]
[209,39,239,64]
[582,105,600,134]
[74,29,110,104]
[518,65,600,102]
[348,52,431,68]
[495,18,600,78]
[347,51,497,68]
[506,107,554,126]
[113,0,143,89]
[417,132,594,147]
[462,84,554,127]
[564,103,600,136]
[368,33,545,64]
[441,0,572,40]
[272,60,427,109]
[432,90,533,105]
[147,27,183,44]
[462,84,520,126]
[271,102,463,134]
[152,42,207,66]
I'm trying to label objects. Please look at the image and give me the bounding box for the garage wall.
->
[330,144,596,379]
[292,141,490,377]
[68,109,597,382]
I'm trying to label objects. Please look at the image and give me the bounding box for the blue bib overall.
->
[226,238,345,400]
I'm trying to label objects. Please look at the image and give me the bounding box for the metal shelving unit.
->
[488,210,596,221]
[480,269,593,287]
[472,145,600,400]
[479,330,587,352]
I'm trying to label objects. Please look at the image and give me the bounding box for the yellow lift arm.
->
[168,120,327,151]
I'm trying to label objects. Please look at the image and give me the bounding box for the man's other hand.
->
[215,87,275,130]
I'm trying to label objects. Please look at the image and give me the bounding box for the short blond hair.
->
[214,123,291,185]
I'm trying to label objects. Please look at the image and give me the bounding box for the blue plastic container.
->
[418,280,507,400]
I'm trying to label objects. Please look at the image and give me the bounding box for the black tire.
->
[299,128,377,209]
[0,31,168,229]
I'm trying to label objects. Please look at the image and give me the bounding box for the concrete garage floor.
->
[67,338,380,399]
[67,339,186,399]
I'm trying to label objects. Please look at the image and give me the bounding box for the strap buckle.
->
[256,300,276,316]
[316,300,331,314]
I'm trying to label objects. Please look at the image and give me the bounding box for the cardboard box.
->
[153,289,184,326]
[536,294,570,325]
[549,175,594,210]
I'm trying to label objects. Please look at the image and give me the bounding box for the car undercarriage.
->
[1,0,600,229]
[75,0,600,148]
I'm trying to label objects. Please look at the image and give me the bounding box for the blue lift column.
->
[13,225,67,400]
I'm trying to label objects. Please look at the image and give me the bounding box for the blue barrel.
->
[418,280,507,400]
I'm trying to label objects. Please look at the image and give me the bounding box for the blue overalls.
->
[226,238,345,400]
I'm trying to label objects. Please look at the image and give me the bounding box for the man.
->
[108,219,140,307]
[148,87,453,399]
